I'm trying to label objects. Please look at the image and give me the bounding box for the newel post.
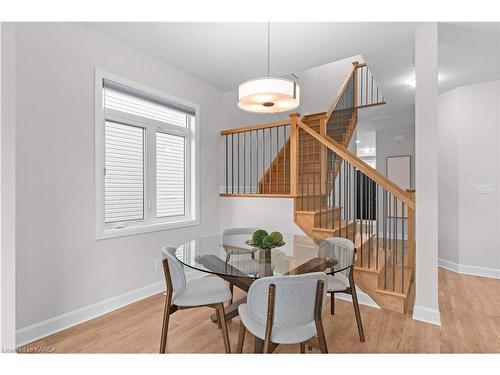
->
[289,113,300,196]
[352,61,359,113]
[406,188,416,279]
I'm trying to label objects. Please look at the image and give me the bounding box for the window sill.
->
[96,218,200,240]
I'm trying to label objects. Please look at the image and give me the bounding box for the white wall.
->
[297,55,363,115]
[1,22,17,351]
[413,23,440,326]
[437,89,460,265]
[220,197,305,235]
[438,80,500,276]
[12,23,225,341]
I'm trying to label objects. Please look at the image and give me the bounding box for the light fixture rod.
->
[267,21,270,77]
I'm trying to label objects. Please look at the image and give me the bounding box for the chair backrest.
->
[161,246,186,296]
[222,227,259,236]
[247,273,326,327]
[319,237,356,277]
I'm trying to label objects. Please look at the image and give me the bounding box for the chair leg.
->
[300,343,306,354]
[349,274,365,342]
[229,283,234,305]
[216,303,231,353]
[159,290,173,354]
[330,293,335,315]
[263,338,271,354]
[315,317,328,354]
[237,321,246,353]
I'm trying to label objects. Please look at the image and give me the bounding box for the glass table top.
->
[174,234,355,279]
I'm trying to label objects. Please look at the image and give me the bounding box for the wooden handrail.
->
[296,118,415,209]
[325,61,358,122]
[220,120,290,136]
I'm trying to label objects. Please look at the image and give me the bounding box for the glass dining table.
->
[174,233,355,321]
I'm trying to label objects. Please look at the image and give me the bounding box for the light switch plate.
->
[476,184,493,194]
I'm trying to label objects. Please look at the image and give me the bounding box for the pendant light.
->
[237,22,300,113]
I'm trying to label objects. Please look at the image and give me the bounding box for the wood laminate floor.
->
[21,268,500,353]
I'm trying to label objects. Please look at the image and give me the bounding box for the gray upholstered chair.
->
[322,237,365,342]
[237,272,328,353]
[222,227,259,303]
[159,246,232,353]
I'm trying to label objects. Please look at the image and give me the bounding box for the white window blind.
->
[104,121,144,223]
[156,132,186,218]
[104,85,189,127]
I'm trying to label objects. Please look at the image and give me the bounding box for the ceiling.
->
[86,22,418,91]
[87,22,500,131]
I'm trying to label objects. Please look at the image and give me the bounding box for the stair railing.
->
[220,120,294,197]
[296,118,415,295]
[356,63,386,108]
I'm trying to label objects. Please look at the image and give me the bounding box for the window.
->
[95,70,199,239]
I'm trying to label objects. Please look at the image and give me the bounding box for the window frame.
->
[95,69,200,240]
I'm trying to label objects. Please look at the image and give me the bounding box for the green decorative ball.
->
[252,229,269,247]
[262,235,276,249]
[268,231,283,245]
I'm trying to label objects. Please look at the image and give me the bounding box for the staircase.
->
[220,62,415,313]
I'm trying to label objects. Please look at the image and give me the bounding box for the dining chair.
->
[159,246,233,353]
[222,227,259,303]
[321,237,365,342]
[236,272,328,354]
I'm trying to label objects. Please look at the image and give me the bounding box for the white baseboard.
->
[15,269,207,347]
[412,305,441,326]
[16,280,166,347]
[438,258,500,279]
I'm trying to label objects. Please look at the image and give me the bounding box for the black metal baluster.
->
[350,164,355,244]
[365,66,369,107]
[237,133,240,194]
[402,202,405,292]
[371,74,374,105]
[360,173,364,267]
[344,161,347,238]
[360,66,364,106]
[393,195,397,292]
[353,167,357,244]
[383,190,387,289]
[225,135,228,194]
[250,131,253,194]
[376,184,379,269]
[276,127,279,194]
[338,159,342,236]
[332,153,335,230]
[312,138,316,211]
[231,134,234,194]
[325,150,329,230]
[368,177,371,269]
[243,132,246,194]
[388,193,393,290]
[300,130,304,209]
[269,128,272,194]
[394,197,399,294]
[262,129,265,193]
[283,126,289,194]
[307,134,310,210]
[319,141,322,228]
